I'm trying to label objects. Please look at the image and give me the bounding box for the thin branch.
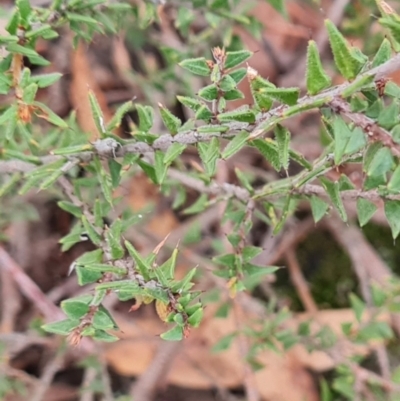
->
[130,341,182,401]
[329,96,400,157]
[285,249,318,313]
[1,54,400,176]
[0,246,64,322]
[31,347,66,401]
[232,295,261,401]
[79,366,97,401]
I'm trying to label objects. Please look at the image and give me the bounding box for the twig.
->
[232,295,260,401]
[330,97,400,157]
[326,217,393,383]
[79,366,97,401]
[0,53,400,176]
[130,341,182,401]
[31,347,66,401]
[98,346,114,401]
[0,265,19,333]
[0,246,64,322]
[285,249,318,313]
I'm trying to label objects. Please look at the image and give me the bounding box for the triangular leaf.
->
[306,40,331,95]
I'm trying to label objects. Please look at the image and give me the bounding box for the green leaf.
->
[20,82,35,105]
[266,0,287,16]
[273,195,291,235]
[177,96,203,112]
[325,19,364,80]
[183,193,208,215]
[0,105,17,126]
[172,267,197,292]
[198,84,218,101]
[306,40,331,95]
[224,50,253,69]
[358,321,393,341]
[367,147,393,177]
[93,157,113,205]
[124,240,151,280]
[261,87,299,106]
[188,307,203,327]
[349,293,365,323]
[81,216,102,246]
[377,101,399,130]
[88,91,105,135]
[92,330,119,342]
[51,143,93,155]
[0,173,21,198]
[58,201,83,218]
[154,150,168,184]
[163,143,186,165]
[42,319,79,335]
[195,105,213,122]
[356,198,377,227]
[83,264,125,274]
[159,104,181,135]
[107,101,133,131]
[388,165,400,192]
[218,109,255,123]
[310,196,329,223]
[136,104,154,131]
[221,131,249,159]
[228,68,247,84]
[61,299,89,320]
[39,168,64,190]
[333,117,352,165]
[320,177,347,222]
[244,264,280,278]
[25,25,57,40]
[198,137,220,177]
[379,15,400,48]
[66,12,99,26]
[242,246,262,262]
[93,310,117,330]
[197,124,228,133]
[157,247,178,283]
[212,333,235,352]
[76,248,103,266]
[275,125,290,171]
[31,72,62,88]
[179,57,211,76]
[363,142,382,173]
[137,159,157,184]
[106,219,124,260]
[252,139,281,171]
[384,200,400,239]
[33,101,68,128]
[160,325,183,341]
[219,75,237,92]
[6,10,19,35]
[223,88,244,101]
[108,159,122,189]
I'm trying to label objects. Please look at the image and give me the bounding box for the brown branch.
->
[232,295,261,401]
[79,366,97,401]
[285,249,318,313]
[1,53,400,176]
[31,347,66,401]
[326,217,394,382]
[130,341,182,401]
[329,97,400,157]
[0,246,64,322]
